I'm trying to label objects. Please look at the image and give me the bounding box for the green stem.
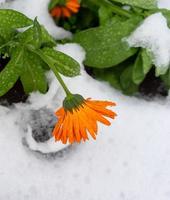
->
[52,66,72,96]
[0,41,15,50]
[33,49,72,96]
[104,0,132,18]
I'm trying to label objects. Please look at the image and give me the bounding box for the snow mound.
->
[158,0,170,9]
[127,12,170,75]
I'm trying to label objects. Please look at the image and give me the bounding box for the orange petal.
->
[86,99,116,107]
[86,106,111,126]
[60,113,70,144]
[50,7,62,17]
[76,111,89,141]
[55,107,65,117]
[78,108,97,140]
[67,112,75,143]
[61,7,72,18]
[86,102,117,119]
[67,6,79,13]
[82,106,98,133]
[66,2,80,13]
[52,115,65,139]
[72,111,81,142]
[67,0,80,6]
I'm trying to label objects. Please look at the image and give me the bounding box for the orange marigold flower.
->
[52,94,117,144]
[50,0,80,18]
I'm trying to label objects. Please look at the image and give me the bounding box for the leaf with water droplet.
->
[73,16,142,68]
[20,50,48,94]
[109,0,157,10]
[39,47,80,77]
[0,9,32,29]
[0,47,24,96]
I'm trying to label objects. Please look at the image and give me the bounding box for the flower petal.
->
[61,7,72,18]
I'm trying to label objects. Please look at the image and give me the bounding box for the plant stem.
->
[34,49,72,96]
[104,0,132,18]
[52,66,72,96]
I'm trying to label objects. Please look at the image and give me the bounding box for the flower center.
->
[63,94,85,112]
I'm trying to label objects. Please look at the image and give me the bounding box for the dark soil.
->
[30,108,56,143]
[0,56,28,106]
[139,68,168,97]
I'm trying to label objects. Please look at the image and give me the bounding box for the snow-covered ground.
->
[1,0,170,200]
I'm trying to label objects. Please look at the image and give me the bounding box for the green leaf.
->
[20,51,47,94]
[133,51,144,84]
[93,63,125,90]
[0,9,32,29]
[32,17,42,49]
[73,16,142,68]
[0,28,18,55]
[40,26,56,47]
[161,69,170,89]
[39,47,80,77]
[142,49,153,74]
[120,64,138,95]
[98,5,113,25]
[161,9,170,28]
[0,28,17,42]
[0,47,24,96]
[133,49,152,84]
[0,35,4,47]
[18,25,56,48]
[110,0,157,10]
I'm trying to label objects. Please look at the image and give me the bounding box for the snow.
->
[1,43,170,200]
[127,12,170,75]
[0,0,5,4]
[158,0,170,9]
[0,1,170,200]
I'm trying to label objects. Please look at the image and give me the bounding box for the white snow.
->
[158,0,170,9]
[0,1,170,200]
[127,12,170,75]
[0,43,170,200]
[0,0,5,4]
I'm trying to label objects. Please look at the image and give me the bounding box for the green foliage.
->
[120,64,138,95]
[32,17,43,49]
[0,9,32,29]
[69,0,170,96]
[93,60,139,95]
[0,47,24,96]
[161,69,170,89]
[109,0,157,10]
[0,9,80,97]
[73,16,142,68]
[20,51,48,94]
[133,49,152,84]
[93,63,125,90]
[98,5,113,25]
[40,48,80,77]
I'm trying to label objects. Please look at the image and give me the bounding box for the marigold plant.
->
[53,94,117,144]
[51,76,117,144]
